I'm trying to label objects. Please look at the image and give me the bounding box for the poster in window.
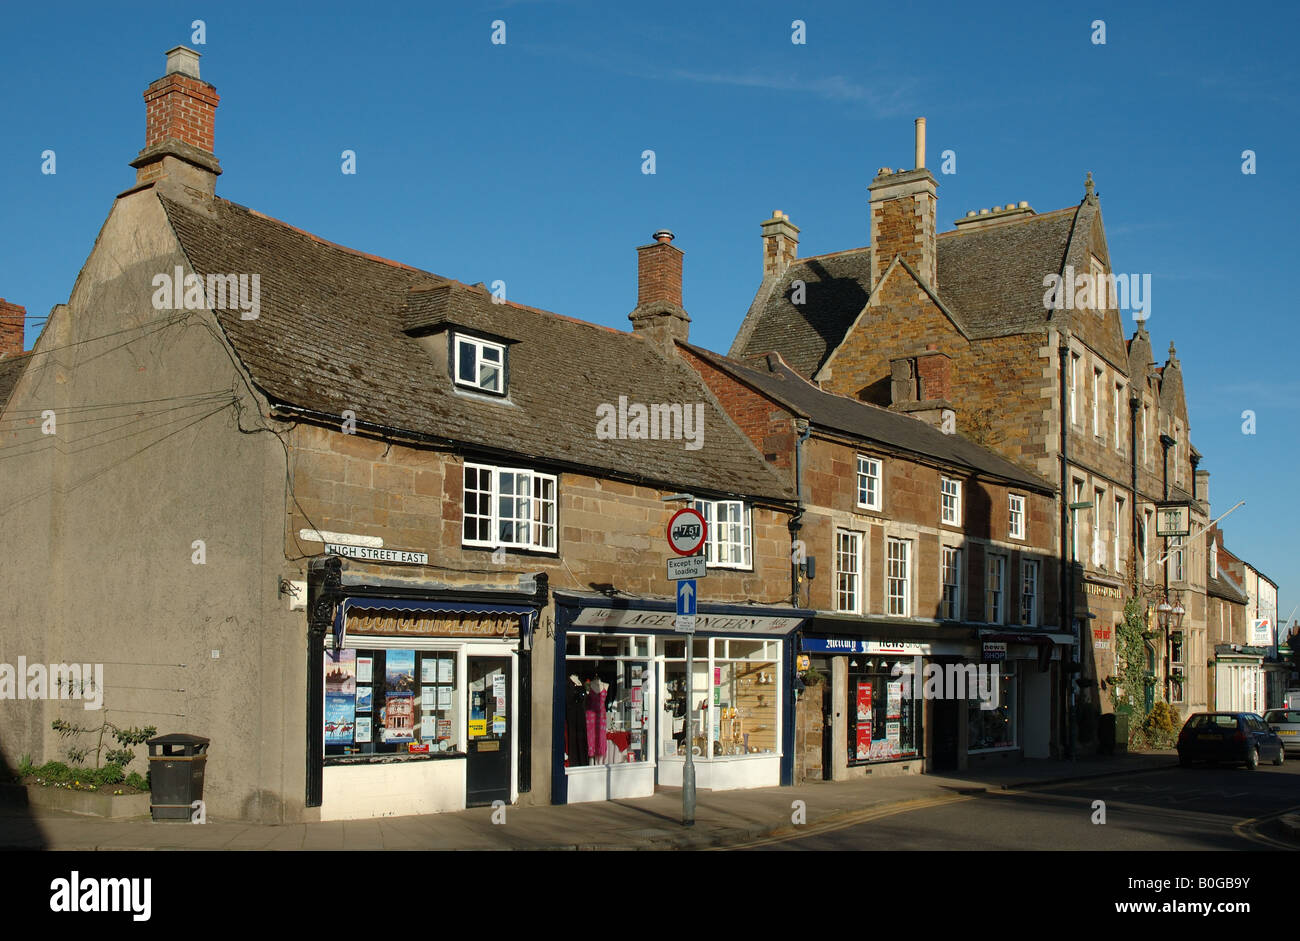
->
[437,685,452,710]
[325,692,355,745]
[438,659,453,683]
[354,716,372,743]
[886,720,900,746]
[325,649,356,695]
[385,650,415,691]
[436,718,452,741]
[356,656,373,684]
[492,716,506,735]
[420,658,438,684]
[856,682,873,722]
[887,681,902,719]
[421,687,437,708]
[856,720,872,760]
[382,691,415,743]
[355,686,372,713]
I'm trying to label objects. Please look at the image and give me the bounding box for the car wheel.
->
[1275,747,1286,767]
[1246,747,1260,770]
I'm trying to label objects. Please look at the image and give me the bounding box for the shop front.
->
[1212,644,1266,713]
[551,592,808,804]
[306,557,544,821]
[803,619,1068,777]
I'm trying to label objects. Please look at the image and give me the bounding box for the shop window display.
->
[661,638,779,759]
[564,633,651,766]
[968,661,1016,750]
[324,647,459,757]
[846,660,920,763]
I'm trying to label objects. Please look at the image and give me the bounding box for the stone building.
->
[730,119,1216,749]
[0,47,817,822]
[680,345,1064,770]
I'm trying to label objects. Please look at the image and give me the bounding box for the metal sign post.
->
[666,506,706,826]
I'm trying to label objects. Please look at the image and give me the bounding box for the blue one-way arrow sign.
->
[677,579,697,616]
[675,579,697,632]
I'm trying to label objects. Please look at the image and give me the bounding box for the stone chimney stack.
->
[629,230,690,346]
[760,210,800,278]
[130,47,222,196]
[0,299,24,357]
[869,118,938,291]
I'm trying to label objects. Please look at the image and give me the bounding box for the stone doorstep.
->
[0,783,152,819]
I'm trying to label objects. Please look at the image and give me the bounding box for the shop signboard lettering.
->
[346,611,519,639]
[573,607,801,634]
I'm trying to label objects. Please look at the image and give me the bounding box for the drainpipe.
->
[1058,341,1073,757]
[790,419,812,607]
[1160,433,1175,701]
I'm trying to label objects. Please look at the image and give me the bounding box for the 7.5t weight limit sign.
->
[667,507,707,556]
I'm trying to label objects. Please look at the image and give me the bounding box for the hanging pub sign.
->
[1154,502,1191,537]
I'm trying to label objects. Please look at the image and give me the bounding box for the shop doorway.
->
[931,695,959,771]
[466,657,511,807]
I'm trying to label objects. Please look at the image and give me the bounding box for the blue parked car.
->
[1176,712,1284,769]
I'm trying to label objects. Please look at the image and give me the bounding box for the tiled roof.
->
[682,344,1055,493]
[0,353,31,413]
[157,192,795,502]
[1208,571,1249,605]
[731,204,1088,378]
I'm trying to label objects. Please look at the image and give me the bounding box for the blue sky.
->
[1,1,1297,624]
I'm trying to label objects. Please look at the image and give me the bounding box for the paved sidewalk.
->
[0,752,1176,851]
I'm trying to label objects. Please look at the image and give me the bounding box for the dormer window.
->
[454,334,506,395]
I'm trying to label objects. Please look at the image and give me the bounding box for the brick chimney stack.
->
[0,299,24,357]
[761,210,799,278]
[130,47,222,196]
[629,230,690,346]
[869,117,938,291]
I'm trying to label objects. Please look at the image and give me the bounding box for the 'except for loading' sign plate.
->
[667,555,707,580]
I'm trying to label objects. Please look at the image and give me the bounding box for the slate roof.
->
[1208,570,1249,605]
[0,353,31,413]
[731,203,1089,378]
[682,344,1055,493]
[156,192,795,502]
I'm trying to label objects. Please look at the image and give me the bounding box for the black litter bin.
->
[146,733,209,822]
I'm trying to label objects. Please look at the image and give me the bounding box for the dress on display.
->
[585,685,608,760]
[565,682,588,767]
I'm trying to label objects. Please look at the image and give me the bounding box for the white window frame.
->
[453,334,506,394]
[693,499,753,570]
[1093,366,1103,438]
[462,462,557,552]
[856,456,882,511]
[1071,479,1083,559]
[941,546,962,621]
[1170,534,1184,583]
[1020,559,1039,626]
[1069,353,1080,425]
[1210,538,1218,578]
[1008,494,1025,540]
[1093,487,1105,568]
[941,476,962,526]
[886,537,911,617]
[835,530,862,614]
[1142,404,1148,465]
[1114,382,1123,451]
[986,554,1006,624]
[1113,495,1124,574]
